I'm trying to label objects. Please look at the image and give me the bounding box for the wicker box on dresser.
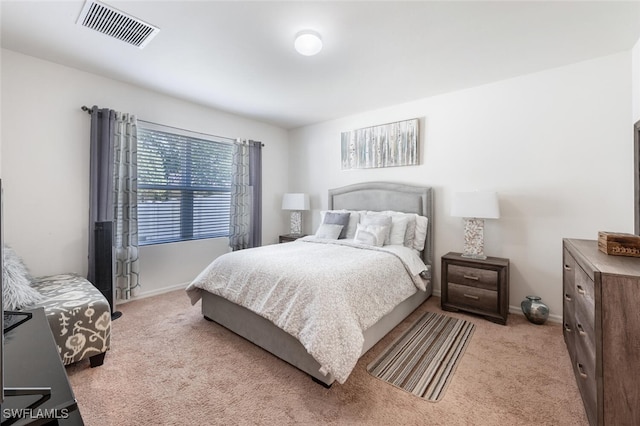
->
[562,238,640,426]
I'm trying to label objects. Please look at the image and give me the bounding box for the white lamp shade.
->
[282,193,310,211]
[451,191,500,219]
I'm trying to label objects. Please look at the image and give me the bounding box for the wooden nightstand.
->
[278,234,308,243]
[441,252,510,325]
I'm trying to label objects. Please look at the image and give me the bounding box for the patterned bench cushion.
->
[28,273,111,366]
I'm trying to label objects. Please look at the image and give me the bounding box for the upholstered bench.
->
[28,273,111,367]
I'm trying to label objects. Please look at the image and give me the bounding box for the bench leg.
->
[89,352,106,368]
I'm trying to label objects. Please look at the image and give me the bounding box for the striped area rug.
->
[367,311,475,402]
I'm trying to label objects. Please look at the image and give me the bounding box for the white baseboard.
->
[117,284,562,324]
[432,288,561,324]
[115,281,190,305]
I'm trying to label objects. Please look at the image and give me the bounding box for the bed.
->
[186,182,434,386]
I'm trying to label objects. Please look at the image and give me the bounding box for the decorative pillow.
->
[413,215,429,251]
[404,214,417,248]
[322,212,351,239]
[354,224,388,247]
[387,215,409,245]
[2,245,42,310]
[320,210,361,239]
[315,223,344,240]
[380,210,416,247]
[362,213,392,245]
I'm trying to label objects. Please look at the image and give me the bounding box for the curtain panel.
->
[229,140,262,251]
[113,113,140,299]
[88,107,140,301]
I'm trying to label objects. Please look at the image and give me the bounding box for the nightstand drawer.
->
[447,264,498,291]
[447,283,498,312]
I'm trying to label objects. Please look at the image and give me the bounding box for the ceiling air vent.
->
[77,0,160,49]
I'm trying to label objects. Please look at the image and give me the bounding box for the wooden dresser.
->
[562,238,640,425]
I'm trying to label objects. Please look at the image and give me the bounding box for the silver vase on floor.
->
[521,296,549,325]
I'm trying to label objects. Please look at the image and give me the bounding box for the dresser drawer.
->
[447,283,498,313]
[563,313,577,362]
[574,295,595,345]
[573,352,597,426]
[563,248,576,293]
[574,308,596,372]
[447,264,498,291]
[574,265,595,326]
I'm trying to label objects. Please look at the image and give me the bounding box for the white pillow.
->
[413,215,429,251]
[387,214,409,245]
[362,213,392,245]
[354,224,388,247]
[315,223,344,240]
[403,214,417,248]
[2,245,42,310]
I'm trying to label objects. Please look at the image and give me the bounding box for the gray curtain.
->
[229,139,262,250]
[88,107,140,301]
[88,108,115,286]
[113,112,140,299]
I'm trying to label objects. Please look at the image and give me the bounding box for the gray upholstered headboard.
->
[328,182,434,269]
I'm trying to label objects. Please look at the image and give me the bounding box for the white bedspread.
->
[185,237,427,384]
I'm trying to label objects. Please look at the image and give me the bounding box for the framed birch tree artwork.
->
[341,118,419,170]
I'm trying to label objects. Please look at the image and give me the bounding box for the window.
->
[137,123,234,245]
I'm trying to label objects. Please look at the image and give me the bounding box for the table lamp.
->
[451,191,500,259]
[282,193,310,235]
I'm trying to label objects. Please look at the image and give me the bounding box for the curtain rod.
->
[80,106,263,146]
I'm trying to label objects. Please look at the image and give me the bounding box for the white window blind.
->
[137,123,234,245]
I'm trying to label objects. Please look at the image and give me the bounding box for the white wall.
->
[289,52,633,319]
[0,49,290,298]
[633,36,640,122]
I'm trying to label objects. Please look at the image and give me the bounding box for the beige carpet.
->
[66,290,588,425]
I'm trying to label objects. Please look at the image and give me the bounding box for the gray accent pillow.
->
[322,212,351,239]
[2,245,42,310]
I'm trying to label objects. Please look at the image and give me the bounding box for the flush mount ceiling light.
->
[294,30,323,56]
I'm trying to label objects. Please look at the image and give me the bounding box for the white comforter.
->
[185,237,428,384]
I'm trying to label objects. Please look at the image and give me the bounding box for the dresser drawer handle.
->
[563,323,572,332]
[564,264,572,271]
[564,293,572,301]
[463,294,480,300]
[576,323,587,337]
[576,285,586,295]
[576,362,588,379]
[463,275,479,281]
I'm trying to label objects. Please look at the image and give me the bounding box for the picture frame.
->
[341,118,419,170]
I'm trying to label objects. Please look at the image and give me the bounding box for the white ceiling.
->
[2,1,640,129]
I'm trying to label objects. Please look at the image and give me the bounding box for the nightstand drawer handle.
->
[564,323,572,332]
[576,362,588,379]
[576,323,587,337]
[463,275,479,281]
[576,285,586,295]
[564,293,572,301]
[463,293,480,300]
[564,264,572,271]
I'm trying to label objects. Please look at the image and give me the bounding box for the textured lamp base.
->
[462,218,487,260]
[289,211,303,235]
